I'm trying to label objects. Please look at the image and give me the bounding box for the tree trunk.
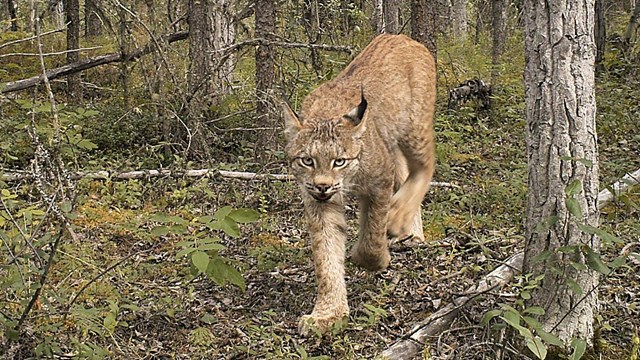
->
[384,0,402,34]
[451,0,468,38]
[624,0,640,47]
[372,0,386,33]
[594,0,606,73]
[6,0,18,31]
[255,0,277,163]
[490,0,505,84]
[523,0,600,347]
[64,0,81,98]
[85,0,102,37]
[411,0,438,62]
[187,0,235,159]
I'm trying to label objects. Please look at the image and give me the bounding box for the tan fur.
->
[282,34,436,334]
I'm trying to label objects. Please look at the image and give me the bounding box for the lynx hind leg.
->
[350,194,391,271]
[390,151,425,241]
[387,137,434,239]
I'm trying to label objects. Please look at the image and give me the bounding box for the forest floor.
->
[8,80,638,359]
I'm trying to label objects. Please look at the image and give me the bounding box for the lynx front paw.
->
[387,203,416,239]
[298,310,348,335]
[350,243,390,271]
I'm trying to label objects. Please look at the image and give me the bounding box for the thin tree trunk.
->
[624,0,640,46]
[384,0,402,34]
[85,0,102,37]
[452,0,468,39]
[64,0,81,97]
[523,0,599,347]
[411,0,438,62]
[255,0,277,163]
[594,0,606,73]
[6,0,18,31]
[490,0,505,84]
[372,0,386,33]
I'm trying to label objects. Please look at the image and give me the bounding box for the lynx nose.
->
[315,184,331,193]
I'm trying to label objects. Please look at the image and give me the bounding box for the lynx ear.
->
[343,89,368,138]
[282,102,302,142]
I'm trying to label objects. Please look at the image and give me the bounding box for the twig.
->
[0,45,103,58]
[0,25,67,50]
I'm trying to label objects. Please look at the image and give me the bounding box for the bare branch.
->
[0,25,67,50]
[0,45,103,58]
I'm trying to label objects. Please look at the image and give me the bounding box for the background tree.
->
[411,0,438,61]
[84,0,103,38]
[523,0,600,348]
[451,0,468,38]
[624,0,640,48]
[595,0,606,73]
[64,0,81,97]
[490,0,504,84]
[255,0,276,163]
[384,0,402,34]
[6,0,18,31]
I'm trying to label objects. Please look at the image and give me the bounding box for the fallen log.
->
[597,168,640,209]
[448,78,492,110]
[378,252,524,360]
[1,31,188,93]
[0,168,458,188]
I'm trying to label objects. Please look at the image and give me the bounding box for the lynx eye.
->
[333,158,347,168]
[300,157,315,167]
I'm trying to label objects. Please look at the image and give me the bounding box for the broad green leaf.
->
[566,198,582,219]
[150,213,172,223]
[565,180,582,197]
[523,306,545,315]
[532,250,552,264]
[577,224,623,244]
[191,251,210,273]
[214,206,233,220]
[481,309,502,326]
[523,316,542,331]
[584,248,611,275]
[151,226,171,236]
[566,278,584,296]
[228,208,260,223]
[570,338,587,360]
[220,217,240,238]
[201,313,217,325]
[176,248,195,258]
[520,291,531,300]
[538,329,564,347]
[609,255,626,269]
[526,337,547,359]
[501,312,532,339]
[206,257,246,291]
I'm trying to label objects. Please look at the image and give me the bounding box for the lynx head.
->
[282,93,368,202]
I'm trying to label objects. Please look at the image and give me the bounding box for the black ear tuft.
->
[345,87,368,125]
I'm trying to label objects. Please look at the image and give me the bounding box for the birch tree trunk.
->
[523,0,600,347]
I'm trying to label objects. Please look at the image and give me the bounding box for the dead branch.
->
[1,168,458,188]
[217,38,354,55]
[378,252,524,360]
[597,168,640,209]
[1,31,188,94]
[0,25,67,50]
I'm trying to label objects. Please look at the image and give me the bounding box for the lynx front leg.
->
[299,199,349,335]
[350,189,392,271]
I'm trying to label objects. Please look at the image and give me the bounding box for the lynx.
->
[282,34,436,334]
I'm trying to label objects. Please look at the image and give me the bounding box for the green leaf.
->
[526,337,547,360]
[228,208,260,223]
[201,313,217,325]
[570,338,587,360]
[609,255,626,269]
[577,224,623,244]
[520,291,531,300]
[219,217,240,238]
[523,306,545,316]
[481,309,502,326]
[206,257,246,291]
[523,316,543,331]
[538,329,565,347]
[565,180,582,197]
[191,251,210,273]
[566,278,584,296]
[151,226,171,236]
[176,247,195,258]
[566,198,582,219]
[77,139,98,150]
[584,247,611,275]
[213,206,233,220]
[532,250,552,264]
